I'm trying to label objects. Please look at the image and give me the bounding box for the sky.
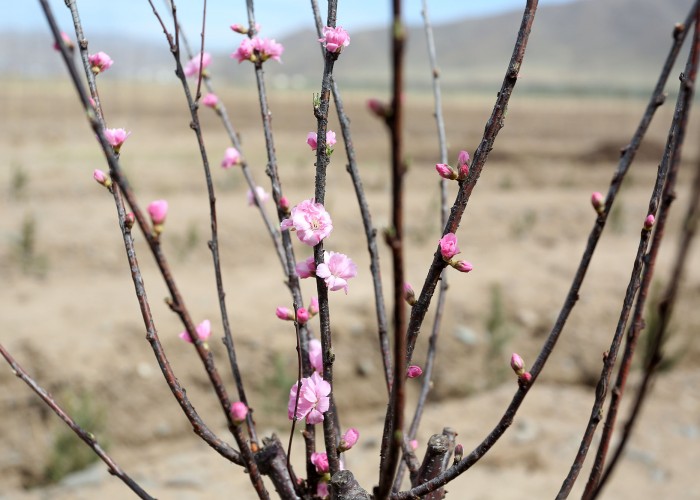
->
[11,0,574,50]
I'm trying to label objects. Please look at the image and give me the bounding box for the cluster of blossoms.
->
[318,25,350,54]
[439,233,473,273]
[307,130,337,156]
[232,36,284,64]
[435,150,470,181]
[276,297,319,326]
[88,51,113,75]
[183,52,212,78]
[510,353,532,386]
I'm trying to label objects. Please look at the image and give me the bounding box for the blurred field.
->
[1,78,699,498]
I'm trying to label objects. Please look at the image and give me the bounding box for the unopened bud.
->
[510,353,525,376]
[435,163,458,180]
[457,150,470,179]
[93,169,112,188]
[279,196,291,214]
[338,427,359,452]
[409,439,418,451]
[403,282,416,306]
[308,296,319,316]
[296,307,310,324]
[643,214,655,231]
[451,260,473,273]
[124,212,135,230]
[407,365,423,378]
[591,191,605,214]
[229,401,248,424]
[275,306,294,321]
[519,371,533,386]
[453,443,464,464]
[230,23,249,34]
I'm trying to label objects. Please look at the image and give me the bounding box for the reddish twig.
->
[376,1,407,498]
[0,344,154,499]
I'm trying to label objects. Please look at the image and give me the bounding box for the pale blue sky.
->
[10,1,574,50]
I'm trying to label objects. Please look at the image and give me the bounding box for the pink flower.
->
[280,198,333,246]
[296,307,310,324]
[306,131,337,151]
[338,428,359,452]
[253,37,284,62]
[88,51,113,74]
[308,296,319,316]
[316,251,358,294]
[319,26,350,53]
[439,233,460,260]
[147,199,168,226]
[452,260,473,273]
[510,353,525,375]
[179,319,212,343]
[221,147,242,169]
[309,339,323,373]
[104,128,131,152]
[288,372,331,425]
[183,52,211,78]
[311,452,330,473]
[591,191,604,213]
[232,37,255,63]
[93,169,111,188]
[202,93,219,108]
[435,163,457,180]
[296,256,316,279]
[644,214,655,230]
[53,31,75,52]
[407,365,423,378]
[247,186,270,206]
[317,482,329,500]
[276,307,294,321]
[230,401,248,423]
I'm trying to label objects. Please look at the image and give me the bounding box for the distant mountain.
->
[2,0,693,94]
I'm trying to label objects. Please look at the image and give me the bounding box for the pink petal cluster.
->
[306,130,337,151]
[179,319,211,343]
[184,52,212,78]
[407,365,423,378]
[439,233,460,260]
[280,199,333,246]
[316,251,358,294]
[221,147,242,169]
[338,427,359,452]
[104,128,131,152]
[319,26,350,53]
[147,199,168,225]
[232,37,284,63]
[230,401,248,423]
[53,31,74,52]
[288,372,330,425]
[295,256,316,279]
[247,186,270,206]
[309,338,323,373]
[311,452,330,473]
[202,93,219,108]
[88,51,113,74]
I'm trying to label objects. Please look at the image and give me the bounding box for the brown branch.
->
[0,344,154,500]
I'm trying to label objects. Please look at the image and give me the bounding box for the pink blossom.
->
[316,251,358,294]
[104,128,131,152]
[221,147,242,169]
[309,338,323,373]
[435,163,457,180]
[232,37,255,63]
[644,214,655,230]
[252,37,284,62]
[93,169,111,188]
[306,130,337,151]
[439,233,460,260]
[202,93,219,108]
[308,296,319,316]
[296,308,310,324]
[510,353,525,375]
[458,150,470,178]
[183,52,211,78]
[276,307,294,321]
[288,372,331,425]
[179,319,212,343]
[316,482,329,500]
[88,51,113,74]
[319,26,350,53]
[295,256,316,279]
[591,191,604,213]
[147,199,168,226]
[338,428,359,451]
[452,260,473,273]
[230,401,248,423]
[280,198,333,246]
[53,31,74,52]
[311,452,330,473]
[247,186,270,206]
[407,365,423,378]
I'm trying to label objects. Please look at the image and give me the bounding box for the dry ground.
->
[1,79,699,498]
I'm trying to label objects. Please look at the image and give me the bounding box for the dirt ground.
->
[1,80,699,499]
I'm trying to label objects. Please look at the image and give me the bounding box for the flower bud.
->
[510,353,525,376]
[202,93,219,109]
[403,282,416,306]
[367,98,390,119]
[457,150,470,179]
[308,296,319,316]
[338,427,359,452]
[452,260,473,273]
[276,307,294,321]
[519,371,533,386]
[279,196,291,213]
[591,191,605,214]
[409,439,418,451]
[230,23,248,34]
[124,212,135,230]
[296,307,310,324]
[93,169,111,188]
[147,200,168,235]
[406,365,423,378]
[453,443,464,464]
[644,214,655,231]
[230,401,248,424]
[435,163,458,180]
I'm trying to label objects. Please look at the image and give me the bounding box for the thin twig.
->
[40,0,245,468]
[0,344,155,500]
[585,9,699,498]
[376,1,407,498]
